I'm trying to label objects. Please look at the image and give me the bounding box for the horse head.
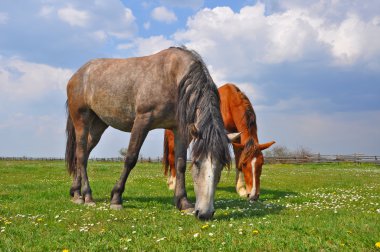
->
[233,139,275,202]
[189,124,237,220]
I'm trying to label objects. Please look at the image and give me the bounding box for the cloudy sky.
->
[1,0,379,158]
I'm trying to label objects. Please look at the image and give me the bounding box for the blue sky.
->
[0,0,379,157]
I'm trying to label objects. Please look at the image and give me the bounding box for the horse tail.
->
[163,130,170,176]
[65,101,76,176]
[176,47,231,167]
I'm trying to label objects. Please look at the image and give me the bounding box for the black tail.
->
[65,101,76,176]
[163,130,170,176]
[176,48,231,167]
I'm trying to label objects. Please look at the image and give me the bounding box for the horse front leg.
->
[174,133,194,212]
[233,147,247,197]
[110,113,151,209]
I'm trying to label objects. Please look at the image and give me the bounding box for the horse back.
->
[66,48,195,131]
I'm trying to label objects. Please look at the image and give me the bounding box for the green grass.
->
[0,160,379,251]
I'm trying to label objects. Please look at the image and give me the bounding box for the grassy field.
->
[0,160,379,251]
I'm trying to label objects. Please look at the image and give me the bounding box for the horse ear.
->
[232,142,244,150]
[259,141,276,151]
[227,132,241,142]
[189,124,199,139]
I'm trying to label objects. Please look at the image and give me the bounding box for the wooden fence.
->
[265,154,379,164]
[0,154,379,164]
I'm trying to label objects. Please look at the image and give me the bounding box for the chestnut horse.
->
[65,47,232,220]
[163,83,275,202]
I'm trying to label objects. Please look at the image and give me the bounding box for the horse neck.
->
[234,105,259,146]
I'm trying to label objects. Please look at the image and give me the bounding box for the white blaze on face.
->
[204,156,214,196]
[250,157,257,196]
[193,155,218,215]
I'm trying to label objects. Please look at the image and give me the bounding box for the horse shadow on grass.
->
[93,186,297,220]
[213,186,298,220]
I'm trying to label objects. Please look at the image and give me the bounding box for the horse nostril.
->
[195,210,200,217]
[195,210,214,221]
[249,194,260,202]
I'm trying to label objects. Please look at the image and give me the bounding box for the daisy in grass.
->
[375,242,380,249]
[201,224,209,230]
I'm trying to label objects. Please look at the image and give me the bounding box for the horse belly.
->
[99,114,135,132]
[89,95,136,132]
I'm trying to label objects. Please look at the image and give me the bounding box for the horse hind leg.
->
[82,115,108,206]
[70,110,107,205]
[110,112,152,210]
[69,110,90,205]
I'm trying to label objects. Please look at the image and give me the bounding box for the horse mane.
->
[232,85,258,137]
[230,85,260,168]
[175,46,231,167]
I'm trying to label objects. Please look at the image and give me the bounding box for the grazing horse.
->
[163,83,275,202]
[65,47,231,220]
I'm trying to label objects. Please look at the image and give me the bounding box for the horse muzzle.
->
[195,209,215,221]
[247,193,260,202]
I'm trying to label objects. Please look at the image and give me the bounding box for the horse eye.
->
[194,161,200,167]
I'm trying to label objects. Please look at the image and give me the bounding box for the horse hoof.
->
[110,204,123,210]
[71,198,84,204]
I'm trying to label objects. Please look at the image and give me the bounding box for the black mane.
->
[175,46,231,167]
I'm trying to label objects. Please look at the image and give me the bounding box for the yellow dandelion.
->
[201,224,209,230]
[375,242,380,249]
[37,218,43,222]
[63,249,69,252]
[252,230,259,235]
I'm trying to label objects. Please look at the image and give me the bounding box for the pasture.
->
[0,160,379,251]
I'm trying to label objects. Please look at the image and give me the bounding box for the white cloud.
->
[120,35,175,56]
[318,14,380,66]
[261,110,380,155]
[57,5,90,27]
[0,12,9,24]
[173,2,380,81]
[144,21,151,30]
[0,56,73,101]
[38,6,54,18]
[0,113,67,157]
[151,6,177,23]
[91,30,107,42]
[123,8,135,24]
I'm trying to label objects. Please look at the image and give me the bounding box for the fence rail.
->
[265,154,379,164]
[0,154,379,164]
